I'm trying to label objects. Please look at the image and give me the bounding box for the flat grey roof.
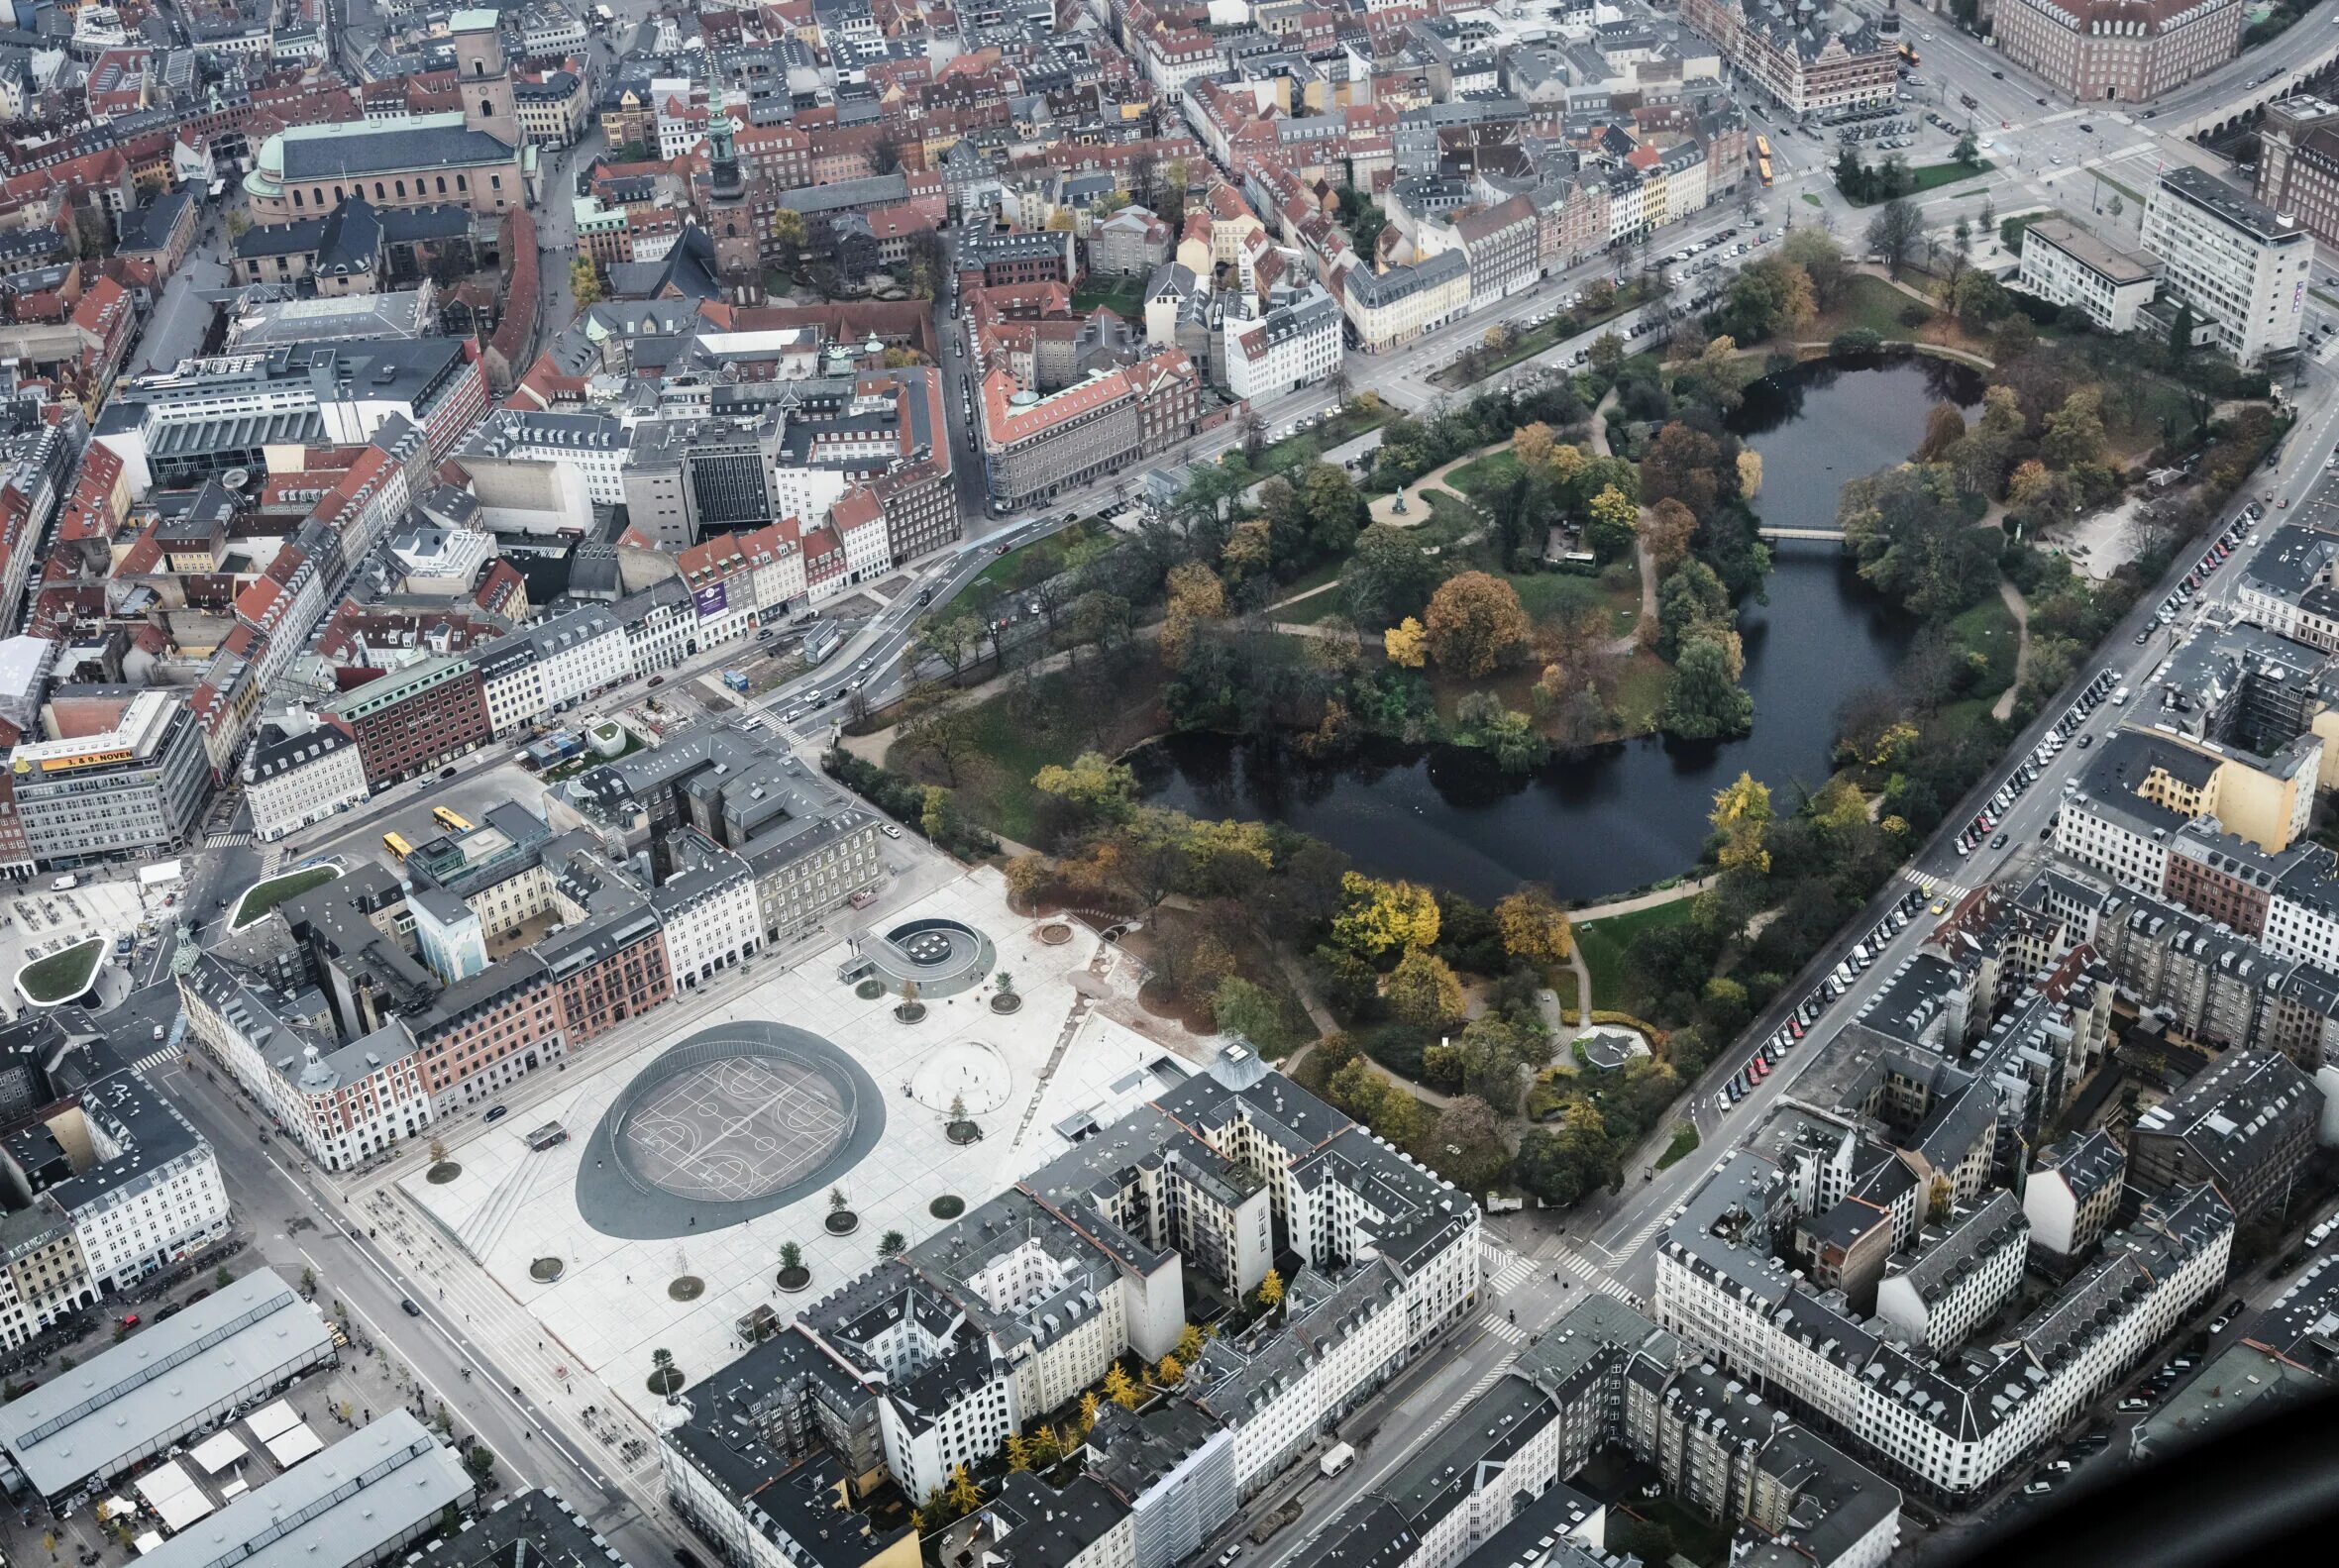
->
[0,1269,335,1496]
[131,1411,473,1568]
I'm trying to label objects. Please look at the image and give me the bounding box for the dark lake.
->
[1134,356,1985,905]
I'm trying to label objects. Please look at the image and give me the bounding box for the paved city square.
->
[398,868,1180,1412]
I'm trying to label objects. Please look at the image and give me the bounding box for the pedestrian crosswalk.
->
[258,845,285,878]
[206,831,255,849]
[1905,872,1969,903]
[1480,1313,1529,1346]
[130,1046,182,1076]
[1434,1355,1522,1427]
[1481,1239,1538,1297]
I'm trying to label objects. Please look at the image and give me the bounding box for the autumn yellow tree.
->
[1423,571,1532,677]
[1711,772,1773,875]
[1005,1431,1032,1471]
[1331,872,1440,956]
[1256,1269,1286,1308]
[1154,1353,1186,1386]
[1586,483,1639,538]
[1513,421,1556,470]
[1384,615,1428,668]
[1104,1362,1141,1410]
[1175,1322,1207,1364]
[1078,1391,1102,1436]
[1028,1424,1062,1466]
[1160,561,1225,668]
[945,1465,983,1516]
[1221,518,1273,582]
[1737,449,1763,499]
[1495,885,1574,965]
[1384,945,1465,1027]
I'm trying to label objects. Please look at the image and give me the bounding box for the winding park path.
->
[1991,575,2034,723]
[1588,387,1659,648]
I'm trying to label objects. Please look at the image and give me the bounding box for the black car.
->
[1991,69,2004,78]
[440,766,458,780]
[401,1299,422,1316]
[483,1104,509,1122]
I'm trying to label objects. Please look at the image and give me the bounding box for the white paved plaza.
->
[399,868,1182,1414]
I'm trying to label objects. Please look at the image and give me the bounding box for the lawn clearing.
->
[1574,896,1696,1010]
[1655,1120,1702,1171]
[1444,449,1523,499]
[1838,160,1995,207]
[1949,592,2019,701]
[231,864,343,928]
[1071,279,1145,317]
[1815,272,1934,340]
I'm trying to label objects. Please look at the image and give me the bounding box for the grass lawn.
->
[1817,272,1934,340]
[891,650,1171,844]
[1933,695,1998,742]
[1444,449,1523,499]
[1839,160,1995,207]
[1574,895,1696,1009]
[232,864,342,928]
[1801,192,1824,207]
[17,938,103,1005]
[1071,279,1145,317]
[1416,488,1484,547]
[1274,586,1352,626]
[1654,1120,1702,1171]
[931,522,1116,626]
[1609,652,1673,738]
[1950,592,2020,701]
[1509,570,1641,639]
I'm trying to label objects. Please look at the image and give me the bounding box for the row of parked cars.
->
[1720,887,1931,1108]
[1954,669,2118,857]
[2140,508,2254,642]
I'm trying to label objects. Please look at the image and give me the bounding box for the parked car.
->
[401,1299,423,1316]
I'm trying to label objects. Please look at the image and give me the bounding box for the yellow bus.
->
[1755,134,1772,160]
[1757,156,1773,187]
[432,806,473,833]
[1898,43,1918,68]
[383,831,414,862]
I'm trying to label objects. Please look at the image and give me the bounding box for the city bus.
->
[1757,155,1773,187]
[383,831,414,862]
[1898,42,1919,68]
[1755,135,1774,186]
[432,806,474,833]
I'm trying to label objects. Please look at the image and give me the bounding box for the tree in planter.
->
[1104,1361,1141,1410]
[780,1242,804,1274]
[899,979,921,1013]
[649,1347,679,1394]
[995,970,1015,997]
[830,1187,850,1215]
[429,1138,449,1165]
[1154,1352,1186,1387]
[1256,1269,1286,1310]
[877,1230,906,1259]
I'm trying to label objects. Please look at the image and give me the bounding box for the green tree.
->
[1032,752,1138,823]
[1662,635,1754,740]
[569,257,603,306]
[1954,131,1979,167]
[1341,523,1440,629]
[1865,199,1925,277]
[1213,976,1291,1055]
[1513,1098,1613,1205]
[1585,485,1640,564]
[877,1230,906,1259]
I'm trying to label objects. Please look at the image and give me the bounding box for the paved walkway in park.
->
[1573,875,1718,924]
[1589,387,1657,653]
[1365,442,1497,529]
[1991,575,2033,723]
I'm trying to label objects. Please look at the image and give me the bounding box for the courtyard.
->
[395,868,1184,1415]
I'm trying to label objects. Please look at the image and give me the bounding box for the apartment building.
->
[2128,1047,2318,1219]
[1223,286,1342,406]
[977,350,1200,510]
[244,720,368,840]
[2014,218,2160,332]
[2256,94,2339,248]
[2021,1129,2128,1276]
[2140,166,2310,366]
[1333,249,1470,354]
[1872,1192,2028,1353]
[5,689,212,864]
[2234,525,2339,651]
[666,1051,1479,1534]
[1679,0,1897,116]
[1653,1151,2233,1503]
[314,656,493,788]
[1995,0,2244,104]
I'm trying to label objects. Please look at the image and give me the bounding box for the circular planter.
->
[930,1196,965,1219]
[14,937,105,1009]
[529,1257,565,1283]
[989,993,1022,1014]
[947,1120,982,1145]
[669,1276,704,1302]
[776,1266,812,1294]
[1037,922,1073,946]
[894,1002,926,1024]
[825,1209,860,1236]
[647,1367,685,1396]
[427,1162,462,1184]
[855,978,886,999]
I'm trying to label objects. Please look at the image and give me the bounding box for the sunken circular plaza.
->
[576,1021,884,1239]
[846,916,997,999]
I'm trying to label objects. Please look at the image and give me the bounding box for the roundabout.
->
[575,1020,885,1239]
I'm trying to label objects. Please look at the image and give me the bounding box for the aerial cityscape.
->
[0,1,2336,1567]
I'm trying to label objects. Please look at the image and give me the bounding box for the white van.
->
[2111,685,2131,705]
